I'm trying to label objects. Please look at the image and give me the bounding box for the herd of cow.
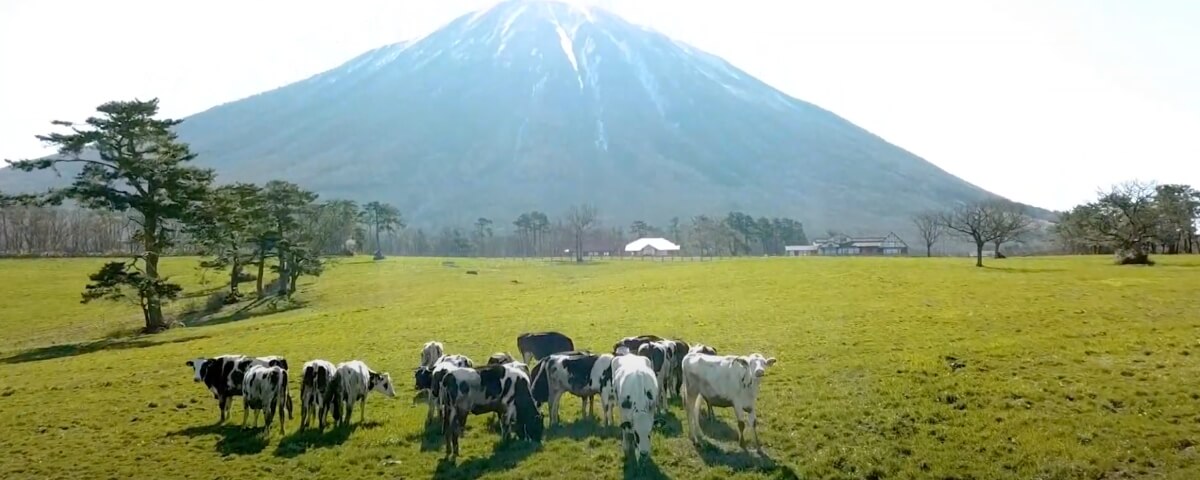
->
[183,332,777,463]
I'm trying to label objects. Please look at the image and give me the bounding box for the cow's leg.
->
[299,392,309,430]
[242,397,250,427]
[733,404,747,449]
[426,392,438,425]
[442,409,453,458]
[685,387,700,444]
[360,396,366,424]
[748,407,762,453]
[549,389,561,426]
[218,395,229,424]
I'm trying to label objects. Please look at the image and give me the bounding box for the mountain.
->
[1,0,1033,234]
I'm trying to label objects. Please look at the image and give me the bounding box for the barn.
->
[787,233,908,256]
[624,237,681,256]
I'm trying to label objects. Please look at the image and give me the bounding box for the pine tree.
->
[6,99,213,332]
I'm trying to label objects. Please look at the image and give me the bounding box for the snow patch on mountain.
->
[553,24,582,89]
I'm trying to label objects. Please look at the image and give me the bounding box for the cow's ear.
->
[733,357,749,367]
[766,357,777,366]
[186,360,194,367]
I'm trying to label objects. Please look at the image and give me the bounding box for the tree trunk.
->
[575,230,583,262]
[926,243,932,257]
[975,242,984,267]
[256,242,267,297]
[228,259,242,303]
[373,220,384,260]
[142,214,167,332]
[277,251,290,297]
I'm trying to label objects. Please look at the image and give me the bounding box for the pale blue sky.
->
[1,0,1197,210]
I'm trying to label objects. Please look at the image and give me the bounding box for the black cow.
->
[516,332,575,364]
[440,364,543,458]
[186,355,292,423]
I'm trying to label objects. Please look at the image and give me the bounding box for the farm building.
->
[624,237,681,256]
[784,245,819,256]
[787,233,909,256]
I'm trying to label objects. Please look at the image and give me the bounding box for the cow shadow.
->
[272,422,362,458]
[694,441,798,478]
[654,410,684,438]
[2,334,211,364]
[696,413,740,442]
[622,455,668,480]
[549,415,619,441]
[167,423,270,456]
[431,439,540,480]
[404,421,448,452]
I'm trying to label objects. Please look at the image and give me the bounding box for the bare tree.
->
[937,200,1018,267]
[564,204,598,262]
[990,204,1034,258]
[1061,181,1159,264]
[911,212,943,257]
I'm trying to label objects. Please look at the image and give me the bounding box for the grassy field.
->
[1,255,1199,479]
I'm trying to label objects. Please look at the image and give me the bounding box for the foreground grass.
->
[1,255,1199,479]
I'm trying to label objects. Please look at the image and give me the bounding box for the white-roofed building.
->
[624,237,681,256]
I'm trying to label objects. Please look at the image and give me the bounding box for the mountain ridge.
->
[1,0,1046,234]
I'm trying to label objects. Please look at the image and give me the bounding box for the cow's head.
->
[185,358,209,382]
[689,344,717,356]
[369,371,396,398]
[620,390,655,462]
[414,366,434,390]
[744,353,777,378]
[512,377,544,442]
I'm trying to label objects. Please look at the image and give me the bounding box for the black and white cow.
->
[612,335,663,355]
[516,331,575,365]
[687,344,718,417]
[300,359,336,430]
[438,364,543,458]
[324,360,395,427]
[681,352,777,453]
[242,364,289,436]
[186,354,291,423]
[636,341,674,412]
[530,352,615,426]
[612,354,658,464]
[488,352,529,376]
[415,354,474,425]
[661,339,690,398]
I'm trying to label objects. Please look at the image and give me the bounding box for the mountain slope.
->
[3,0,1025,233]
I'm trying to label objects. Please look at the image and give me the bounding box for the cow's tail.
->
[276,369,290,429]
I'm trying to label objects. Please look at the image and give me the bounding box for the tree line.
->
[1055,181,1199,264]
[910,180,1199,266]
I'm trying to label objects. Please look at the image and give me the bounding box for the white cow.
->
[682,352,777,453]
[612,354,658,463]
[420,341,445,369]
[325,360,395,427]
[242,364,289,436]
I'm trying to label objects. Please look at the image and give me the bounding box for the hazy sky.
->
[2,0,1197,210]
